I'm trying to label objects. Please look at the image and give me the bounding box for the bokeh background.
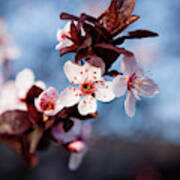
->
[0,0,180,179]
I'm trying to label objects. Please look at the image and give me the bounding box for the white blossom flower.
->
[56,21,85,50]
[15,68,46,100]
[56,22,73,50]
[112,56,159,118]
[35,87,63,116]
[60,60,115,115]
[0,81,27,115]
[52,118,92,171]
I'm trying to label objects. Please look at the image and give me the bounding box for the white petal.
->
[95,81,115,102]
[60,87,81,107]
[63,21,71,33]
[64,61,85,84]
[34,80,46,90]
[68,151,86,171]
[15,68,35,99]
[83,62,102,82]
[56,22,71,42]
[86,56,105,75]
[112,75,127,97]
[78,96,97,115]
[55,39,73,50]
[124,91,136,118]
[136,78,159,97]
[121,56,144,76]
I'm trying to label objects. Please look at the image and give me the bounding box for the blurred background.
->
[0,0,180,179]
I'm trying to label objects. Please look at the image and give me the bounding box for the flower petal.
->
[56,21,71,42]
[83,62,102,82]
[51,118,82,143]
[60,87,81,107]
[112,75,127,97]
[95,81,115,102]
[78,96,97,116]
[86,56,105,75]
[15,69,35,99]
[136,78,159,98]
[81,122,92,139]
[55,39,73,50]
[124,91,136,118]
[121,56,143,76]
[64,61,85,84]
[35,87,62,115]
[68,151,87,171]
[34,80,46,90]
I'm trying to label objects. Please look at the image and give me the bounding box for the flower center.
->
[80,82,95,95]
[127,73,137,90]
[40,101,55,111]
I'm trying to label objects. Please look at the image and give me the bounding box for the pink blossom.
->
[112,56,159,118]
[60,60,115,115]
[15,69,46,100]
[52,118,92,170]
[35,87,63,116]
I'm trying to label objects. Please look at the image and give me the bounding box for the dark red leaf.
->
[95,47,119,70]
[26,85,43,105]
[26,104,42,125]
[60,44,77,56]
[0,110,32,135]
[98,0,135,35]
[57,105,98,121]
[95,43,133,57]
[128,29,159,38]
[70,22,83,45]
[60,12,79,21]
[112,15,140,36]
[79,13,111,39]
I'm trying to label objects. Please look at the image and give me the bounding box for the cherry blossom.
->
[112,56,159,118]
[35,87,63,116]
[55,21,73,50]
[56,21,85,50]
[52,118,92,170]
[0,81,27,115]
[60,60,115,115]
[15,68,46,100]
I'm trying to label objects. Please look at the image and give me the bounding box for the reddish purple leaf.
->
[95,43,133,57]
[0,110,32,135]
[26,85,43,105]
[98,0,135,35]
[60,44,77,56]
[70,22,83,45]
[60,12,79,21]
[128,29,159,38]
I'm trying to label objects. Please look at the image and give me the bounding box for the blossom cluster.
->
[0,0,159,170]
